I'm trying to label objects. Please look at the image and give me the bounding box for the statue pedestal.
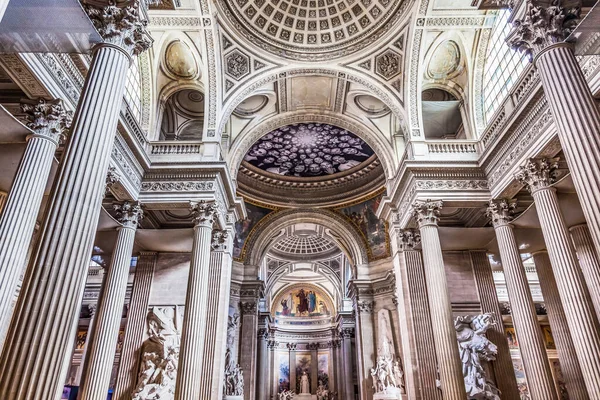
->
[295,394,317,400]
[224,396,244,400]
[374,387,403,400]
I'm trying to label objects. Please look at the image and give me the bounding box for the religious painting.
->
[336,192,390,260]
[318,353,329,388]
[513,359,531,400]
[278,353,291,393]
[273,284,334,320]
[233,201,275,260]
[296,353,312,393]
[75,329,87,350]
[551,360,569,400]
[505,327,519,349]
[543,325,556,350]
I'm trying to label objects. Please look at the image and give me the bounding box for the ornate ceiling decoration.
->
[243,122,375,178]
[218,0,408,60]
[270,225,340,260]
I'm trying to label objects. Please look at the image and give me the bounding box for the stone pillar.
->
[0,191,6,215]
[198,229,234,400]
[257,328,269,400]
[354,299,376,400]
[486,199,558,400]
[469,250,520,399]
[517,158,600,396]
[341,328,355,400]
[532,251,588,400]
[570,224,600,319]
[412,200,466,400]
[269,339,278,398]
[288,342,297,394]
[392,228,440,400]
[240,299,260,400]
[0,99,69,337]
[507,4,600,258]
[309,343,319,393]
[0,0,9,23]
[0,4,150,398]
[75,303,98,385]
[113,251,157,400]
[79,202,142,400]
[174,201,218,400]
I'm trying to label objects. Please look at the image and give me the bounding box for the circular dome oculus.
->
[243,123,375,178]
[218,0,407,61]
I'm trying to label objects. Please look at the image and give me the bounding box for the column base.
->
[225,396,244,400]
[374,387,404,400]
[295,394,317,400]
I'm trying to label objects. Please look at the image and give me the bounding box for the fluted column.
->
[507,3,600,258]
[198,229,234,400]
[340,328,355,400]
[0,191,6,215]
[531,251,588,400]
[412,200,466,400]
[570,224,600,319]
[354,299,376,400]
[393,228,440,400]
[174,201,218,400]
[469,250,520,399]
[239,300,259,400]
[0,99,70,337]
[0,4,150,398]
[79,202,143,400]
[517,158,600,395]
[113,251,157,400]
[75,303,98,385]
[309,343,319,393]
[486,199,557,400]
[288,342,297,394]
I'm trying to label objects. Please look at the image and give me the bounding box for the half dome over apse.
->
[243,123,375,178]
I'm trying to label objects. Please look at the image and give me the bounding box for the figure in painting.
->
[296,289,309,315]
[281,298,291,316]
[300,370,310,393]
[318,300,329,315]
[308,290,317,313]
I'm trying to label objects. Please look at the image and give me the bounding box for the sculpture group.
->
[370,337,406,396]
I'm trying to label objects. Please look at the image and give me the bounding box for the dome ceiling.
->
[219,0,407,60]
[243,122,375,178]
[269,223,341,260]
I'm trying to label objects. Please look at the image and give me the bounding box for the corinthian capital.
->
[190,200,219,228]
[515,158,559,193]
[85,1,152,56]
[486,199,516,228]
[397,229,421,251]
[114,201,144,228]
[212,229,230,252]
[20,98,71,142]
[412,199,443,228]
[506,0,580,59]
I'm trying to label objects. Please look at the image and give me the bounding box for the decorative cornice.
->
[114,201,144,229]
[486,199,516,228]
[412,199,443,228]
[514,158,559,194]
[105,166,121,195]
[20,98,71,143]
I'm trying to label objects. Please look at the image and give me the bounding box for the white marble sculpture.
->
[279,390,295,400]
[224,347,244,396]
[454,313,501,400]
[300,371,310,393]
[316,382,329,400]
[370,337,405,398]
[132,307,180,400]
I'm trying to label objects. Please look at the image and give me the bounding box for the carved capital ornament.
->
[189,200,219,228]
[486,199,516,228]
[211,229,230,252]
[412,199,443,228]
[114,201,144,229]
[515,158,559,193]
[21,98,71,143]
[397,229,421,251]
[85,0,152,56]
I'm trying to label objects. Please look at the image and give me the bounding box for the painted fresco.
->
[337,192,389,260]
[505,327,519,349]
[551,360,569,400]
[273,285,333,318]
[233,201,274,259]
[278,352,291,393]
[513,359,531,400]
[318,353,329,388]
[543,325,556,350]
[296,354,312,393]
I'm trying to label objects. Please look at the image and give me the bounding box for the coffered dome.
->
[218,0,407,60]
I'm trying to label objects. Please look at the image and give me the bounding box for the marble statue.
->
[132,307,180,400]
[454,313,501,400]
[278,390,295,400]
[300,371,310,393]
[316,381,329,400]
[223,348,244,396]
[226,313,240,348]
[370,335,406,397]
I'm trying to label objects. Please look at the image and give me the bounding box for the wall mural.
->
[335,191,390,260]
[318,353,329,389]
[278,353,291,393]
[243,123,375,178]
[512,359,530,400]
[273,284,334,323]
[296,354,312,393]
[233,200,275,260]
